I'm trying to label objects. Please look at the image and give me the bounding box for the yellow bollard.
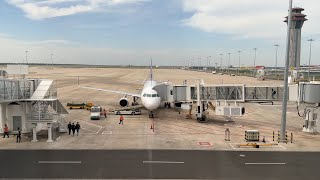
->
[273,131,275,142]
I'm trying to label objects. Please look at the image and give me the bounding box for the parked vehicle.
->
[66,102,94,110]
[90,106,102,120]
[114,109,141,115]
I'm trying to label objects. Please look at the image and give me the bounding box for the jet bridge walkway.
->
[156,83,284,102]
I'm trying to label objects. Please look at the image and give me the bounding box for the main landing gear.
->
[132,97,139,106]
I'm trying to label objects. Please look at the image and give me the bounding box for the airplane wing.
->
[81,86,141,97]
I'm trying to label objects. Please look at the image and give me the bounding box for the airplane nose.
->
[144,98,161,110]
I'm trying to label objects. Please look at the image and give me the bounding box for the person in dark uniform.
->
[271,88,276,99]
[75,122,81,136]
[67,122,72,135]
[71,123,76,136]
[16,127,21,143]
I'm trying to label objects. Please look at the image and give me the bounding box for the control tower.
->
[284,7,307,68]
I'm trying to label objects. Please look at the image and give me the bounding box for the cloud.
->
[6,0,150,20]
[0,33,12,38]
[181,0,320,40]
[23,39,72,46]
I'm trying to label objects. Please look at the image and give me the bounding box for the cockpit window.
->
[145,93,159,97]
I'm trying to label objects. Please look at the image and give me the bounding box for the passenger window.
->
[147,94,151,97]
[152,94,156,97]
[143,94,146,97]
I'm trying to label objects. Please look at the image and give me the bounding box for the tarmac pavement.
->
[0,150,317,179]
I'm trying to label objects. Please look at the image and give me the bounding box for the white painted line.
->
[229,143,236,150]
[245,163,286,165]
[229,143,286,150]
[78,121,102,128]
[143,161,184,164]
[278,143,287,150]
[102,131,112,135]
[259,104,282,107]
[38,161,82,164]
[81,132,98,135]
[95,127,103,134]
[240,154,246,157]
[81,127,97,133]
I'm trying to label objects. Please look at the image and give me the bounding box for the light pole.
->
[238,50,242,75]
[274,44,280,78]
[25,51,28,64]
[274,44,280,70]
[280,0,293,143]
[253,48,257,77]
[227,53,231,74]
[51,53,53,68]
[219,54,223,72]
[208,56,211,71]
[206,56,209,71]
[307,38,315,81]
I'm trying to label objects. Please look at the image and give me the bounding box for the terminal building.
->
[0,65,67,142]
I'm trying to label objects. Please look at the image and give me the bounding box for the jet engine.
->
[119,98,129,107]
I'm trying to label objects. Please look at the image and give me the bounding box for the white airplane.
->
[81,61,161,117]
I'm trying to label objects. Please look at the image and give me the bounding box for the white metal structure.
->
[82,61,161,117]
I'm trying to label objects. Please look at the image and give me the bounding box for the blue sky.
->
[0,0,319,66]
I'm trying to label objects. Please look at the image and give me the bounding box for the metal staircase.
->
[28,101,67,132]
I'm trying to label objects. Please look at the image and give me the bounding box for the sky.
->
[0,0,320,66]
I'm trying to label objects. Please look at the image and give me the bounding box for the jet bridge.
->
[155,83,283,103]
[244,86,284,101]
[154,81,283,121]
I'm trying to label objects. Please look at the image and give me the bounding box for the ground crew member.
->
[3,124,9,138]
[67,122,72,135]
[75,122,81,136]
[16,127,21,143]
[119,114,124,125]
[271,88,276,99]
[103,109,107,118]
[71,123,76,136]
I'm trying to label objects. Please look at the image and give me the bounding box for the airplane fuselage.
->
[140,80,161,111]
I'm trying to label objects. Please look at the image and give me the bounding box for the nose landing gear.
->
[149,111,154,118]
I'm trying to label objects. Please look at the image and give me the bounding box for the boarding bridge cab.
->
[90,106,102,120]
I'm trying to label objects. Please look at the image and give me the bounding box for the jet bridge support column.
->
[196,80,206,122]
[0,103,7,133]
[31,123,38,142]
[47,123,53,143]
